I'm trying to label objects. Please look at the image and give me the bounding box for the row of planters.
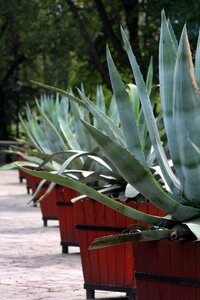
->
[16,162,59,226]
[4,11,200,299]
[19,167,164,299]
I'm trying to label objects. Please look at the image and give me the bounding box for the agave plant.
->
[17,11,200,249]
[3,90,129,202]
[28,55,161,198]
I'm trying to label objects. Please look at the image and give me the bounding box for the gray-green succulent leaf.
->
[81,121,200,221]
[89,228,174,250]
[125,184,139,198]
[184,217,200,241]
[121,25,180,195]
[17,166,174,226]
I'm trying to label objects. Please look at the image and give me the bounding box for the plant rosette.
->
[17,11,200,299]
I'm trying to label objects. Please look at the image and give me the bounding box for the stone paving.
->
[0,170,127,300]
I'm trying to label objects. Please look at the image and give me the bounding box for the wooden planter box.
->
[16,161,59,227]
[16,155,35,194]
[16,155,32,194]
[74,198,165,300]
[37,182,59,227]
[28,176,59,226]
[15,155,39,194]
[56,187,79,253]
[16,155,26,183]
[133,239,200,300]
[18,167,27,184]
[25,170,37,194]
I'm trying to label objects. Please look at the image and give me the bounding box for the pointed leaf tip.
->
[161,9,166,21]
[120,26,125,36]
[106,44,110,56]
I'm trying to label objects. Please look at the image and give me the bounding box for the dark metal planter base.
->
[84,283,137,300]
[76,224,126,232]
[19,176,26,183]
[56,201,73,207]
[60,240,79,254]
[27,186,31,194]
[135,271,200,287]
[56,199,79,254]
[76,224,136,299]
[133,240,200,300]
[42,216,58,227]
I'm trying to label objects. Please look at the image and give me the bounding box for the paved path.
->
[0,170,127,300]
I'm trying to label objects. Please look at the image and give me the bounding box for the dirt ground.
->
[0,170,128,300]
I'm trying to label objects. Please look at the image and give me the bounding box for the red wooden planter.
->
[16,155,26,183]
[25,170,37,194]
[16,155,32,194]
[74,198,165,300]
[56,187,79,253]
[29,176,59,226]
[133,239,200,300]
[16,154,36,194]
[16,160,59,227]
[37,181,59,227]
[17,167,27,184]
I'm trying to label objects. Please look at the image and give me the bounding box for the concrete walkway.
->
[0,170,127,300]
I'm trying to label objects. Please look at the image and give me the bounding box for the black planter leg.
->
[62,245,69,254]
[43,218,48,227]
[127,292,137,300]
[86,288,95,299]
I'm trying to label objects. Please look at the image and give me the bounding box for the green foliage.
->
[1,0,200,139]
[18,11,200,248]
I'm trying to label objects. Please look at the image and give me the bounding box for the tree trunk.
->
[65,0,111,89]
[93,0,128,66]
[0,89,8,140]
[121,0,144,73]
[0,55,25,140]
[0,55,25,90]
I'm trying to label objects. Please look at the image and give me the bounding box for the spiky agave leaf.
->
[24,105,57,153]
[38,95,81,152]
[89,222,198,249]
[57,112,81,152]
[195,30,200,88]
[70,100,95,151]
[31,81,79,102]
[137,58,156,154]
[16,165,175,226]
[34,149,126,203]
[107,95,120,125]
[77,89,124,146]
[146,57,154,95]
[82,121,200,221]
[125,183,139,198]
[30,82,93,152]
[126,84,140,121]
[159,11,185,189]
[27,178,48,205]
[21,107,61,155]
[71,184,123,203]
[0,161,38,170]
[107,47,146,166]
[18,114,43,152]
[89,229,173,249]
[35,99,68,152]
[173,26,200,203]
[121,26,180,195]
[95,85,106,114]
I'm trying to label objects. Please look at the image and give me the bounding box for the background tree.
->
[0,0,199,140]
